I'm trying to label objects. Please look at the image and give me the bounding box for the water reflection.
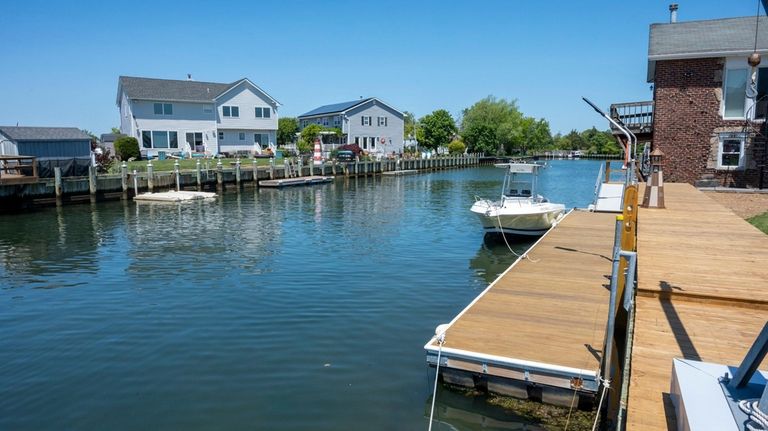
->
[469,235,533,284]
[426,386,546,431]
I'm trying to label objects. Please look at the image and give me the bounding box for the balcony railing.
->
[609,101,653,134]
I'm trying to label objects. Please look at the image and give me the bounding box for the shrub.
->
[95,146,115,173]
[114,136,140,161]
[448,139,466,155]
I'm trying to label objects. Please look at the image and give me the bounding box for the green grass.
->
[110,157,282,173]
[748,211,768,234]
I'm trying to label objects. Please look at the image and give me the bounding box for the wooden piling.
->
[147,161,154,193]
[120,162,128,194]
[269,157,275,179]
[196,159,202,190]
[88,165,97,195]
[235,158,241,186]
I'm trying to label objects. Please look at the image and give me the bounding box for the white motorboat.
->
[471,163,565,236]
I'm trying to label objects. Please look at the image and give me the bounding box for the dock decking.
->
[626,183,768,430]
[258,176,334,188]
[425,210,617,405]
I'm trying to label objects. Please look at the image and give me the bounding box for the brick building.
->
[641,16,768,188]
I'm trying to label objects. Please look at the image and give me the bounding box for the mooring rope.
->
[739,399,768,431]
[491,202,541,263]
[591,379,610,431]
[427,332,446,431]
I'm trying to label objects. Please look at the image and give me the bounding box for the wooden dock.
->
[425,210,617,407]
[258,175,333,188]
[626,183,768,430]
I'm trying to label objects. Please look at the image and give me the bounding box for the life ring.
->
[380,137,386,144]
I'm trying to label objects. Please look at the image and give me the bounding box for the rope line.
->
[427,333,446,431]
[739,399,768,431]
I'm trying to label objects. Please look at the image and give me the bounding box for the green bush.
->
[448,139,466,155]
[114,136,140,161]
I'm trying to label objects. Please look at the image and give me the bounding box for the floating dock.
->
[382,169,418,176]
[133,191,216,202]
[258,176,333,188]
[626,183,768,430]
[425,210,617,407]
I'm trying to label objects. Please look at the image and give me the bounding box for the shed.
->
[0,126,93,177]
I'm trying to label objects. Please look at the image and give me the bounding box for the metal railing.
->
[609,101,654,133]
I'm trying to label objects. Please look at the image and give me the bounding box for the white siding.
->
[218,130,276,155]
[216,81,278,131]
[0,132,19,155]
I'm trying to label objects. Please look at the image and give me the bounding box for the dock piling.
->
[235,157,241,186]
[196,159,202,190]
[269,157,275,179]
[147,160,154,193]
[216,158,223,188]
[174,160,180,191]
[88,165,97,195]
[132,169,138,195]
[120,162,128,193]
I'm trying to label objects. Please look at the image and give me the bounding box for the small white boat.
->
[471,163,565,236]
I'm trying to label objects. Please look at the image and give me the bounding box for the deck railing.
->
[609,101,653,134]
[0,155,38,184]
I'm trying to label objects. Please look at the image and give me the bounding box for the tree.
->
[447,139,466,155]
[403,111,416,140]
[581,127,620,154]
[460,96,522,154]
[111,127,121,134]
[417,109,456,150]
[278,117,299,147]
[114,136,140,160]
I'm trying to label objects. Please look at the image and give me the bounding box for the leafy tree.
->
[460,96,553,156]
[403,111,417,140]
[278,117,299,147]
[111,127,121,134]
[447,139,466,155]
[417,109,456,150]
[581,127,620,154]
[114,136,140,160]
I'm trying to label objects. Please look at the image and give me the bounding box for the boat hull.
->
[471,202,565,236]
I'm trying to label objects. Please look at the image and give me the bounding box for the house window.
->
[223,106,239,117]
[717,133,746,169]
[354,136,359,145]
[153,103,173,115]
[323,117,329,126]
[264,108,270,118]
[377,116,387,127]
[218,131,224,140]
[186,132,204,151]
[756,68,768,119]
[239,132,245,140]
[255,107,271,118]
[371,137,377,149]
[334,116,340,126]
[724,68,747,118]
[362,137,368,149]
[362,116,371,126]
[142,131,178,149]
[254,133,269,146]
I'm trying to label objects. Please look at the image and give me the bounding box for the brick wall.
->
[652,58,766,187]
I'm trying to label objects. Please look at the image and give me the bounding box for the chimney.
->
[187,73,193,81]
[669,3,678,23]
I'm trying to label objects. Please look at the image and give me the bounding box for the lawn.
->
[748,211,768,234]
[110,157,283,173]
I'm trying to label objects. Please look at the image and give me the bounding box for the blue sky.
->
[0,1,761,136]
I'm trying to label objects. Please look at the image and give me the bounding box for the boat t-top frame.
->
[494,163,542,200]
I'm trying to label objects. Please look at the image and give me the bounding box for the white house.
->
[116,76,280,157]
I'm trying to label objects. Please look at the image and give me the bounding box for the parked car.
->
[337,150,355,162]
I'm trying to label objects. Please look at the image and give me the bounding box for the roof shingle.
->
[0,126,91,141]
[649,16,768,60]
[299,98,373,118]
[118,76,235,102]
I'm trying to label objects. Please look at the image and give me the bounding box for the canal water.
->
[0,160,603,430]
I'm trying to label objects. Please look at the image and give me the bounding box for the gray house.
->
[298,98,405,157]
[0,127,93,177]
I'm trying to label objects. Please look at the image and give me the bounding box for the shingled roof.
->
[118,76,234,103]
[648,16,768,82]
[117,76,280,106]
[0,126,91,141]
[299,98,374,118]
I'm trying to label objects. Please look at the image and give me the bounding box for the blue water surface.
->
[0,160,602,430]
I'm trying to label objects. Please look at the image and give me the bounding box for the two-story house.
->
[298,98,405,156]
[630,15,768,188]
[116,76,280,157]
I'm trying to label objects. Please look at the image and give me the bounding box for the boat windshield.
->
[499,164,539,199]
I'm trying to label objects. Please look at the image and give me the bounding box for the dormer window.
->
[223,106,239,117]
[153,103,172,115]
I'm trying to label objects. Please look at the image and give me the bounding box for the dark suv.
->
[337,150,355,162]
